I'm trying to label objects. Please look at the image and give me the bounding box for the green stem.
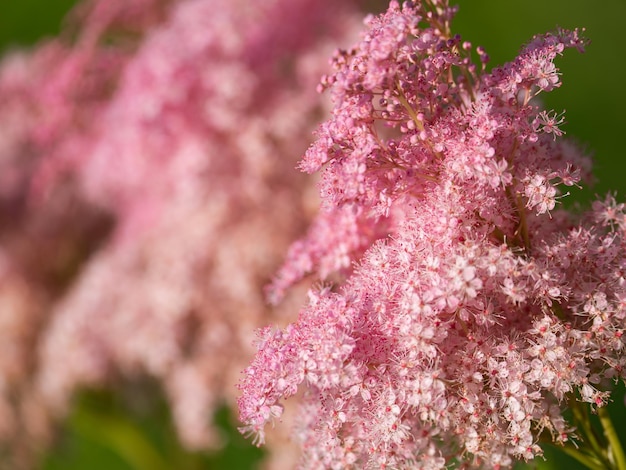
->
[570,398,607,463]
[557,445,607,470]
[395,87,425,132]
[599,407,626,470]
[557,446,607,470]
[395,86,444,160]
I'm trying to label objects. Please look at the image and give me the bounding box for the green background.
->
[1,0,625,468]
[454,0,626,204]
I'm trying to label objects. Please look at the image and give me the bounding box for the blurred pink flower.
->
[0,0,368,467]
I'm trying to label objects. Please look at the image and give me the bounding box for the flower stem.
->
[598,407,626,470]
[557,445,607,470]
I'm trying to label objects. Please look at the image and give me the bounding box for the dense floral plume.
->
[238,1,626,468]
[0,0,368,468]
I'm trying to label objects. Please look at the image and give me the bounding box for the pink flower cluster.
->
[239,1,626,468]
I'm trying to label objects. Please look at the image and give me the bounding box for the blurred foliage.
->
[39,378,264,470]
[0,0,78,51]
[1,0,625,469]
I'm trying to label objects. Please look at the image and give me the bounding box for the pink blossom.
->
[239,1,626,468]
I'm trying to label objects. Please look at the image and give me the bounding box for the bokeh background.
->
[0,0,624,469]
